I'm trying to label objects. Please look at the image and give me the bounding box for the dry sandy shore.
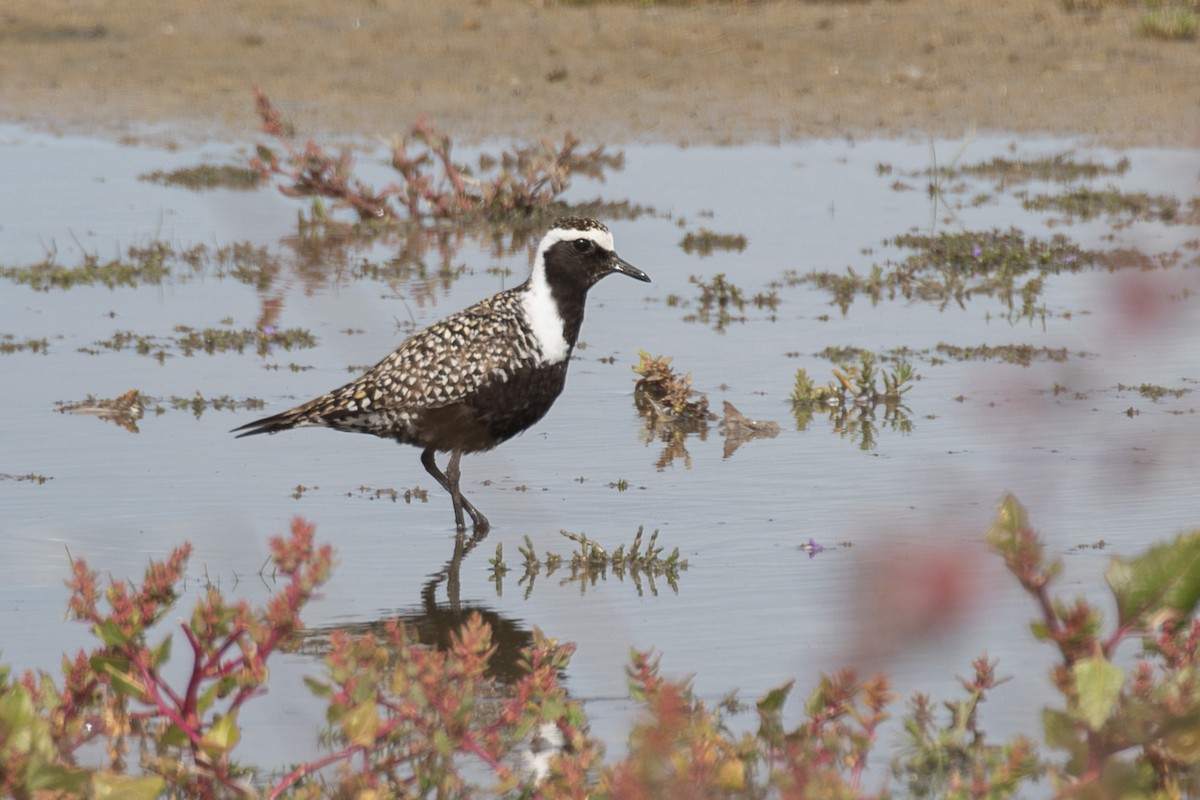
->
[1,0,1198,147]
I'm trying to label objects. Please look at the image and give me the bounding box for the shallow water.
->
[2,124,1198,770]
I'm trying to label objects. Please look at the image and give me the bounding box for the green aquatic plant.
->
[167,393,267,420]
[791,353,916,450]
[139,164,262,191]
[1121,382,1191,402]
[81,326,317,361]
[801,228,1097,320]
[684,272,748,332]
[791,351,914,408]
[1,241,282,292]
[0,334,50,355]
[933,343,1081,367]
[1021,186,1182,224]
[501,528,689,599]
[679,228,748,257]
[0,472,52,484]
[632,350,712,422]
[632,351,714,470]
[955,154,1130,186]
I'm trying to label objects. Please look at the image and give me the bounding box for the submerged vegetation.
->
[952,154,1131,186]
[0,334,50,355]
[4,499,1200,797]
[0,241,282,292]
[1121,382,1191,402]
[140,164,263,191]
[797,228,1097,318]
[1021,186,1185,225]
[679,228,748,257]
[675,272,779,332]
[0,472,52,484]
[167,392,268,419]
[79,325,317,361]
[933,343,1082,367]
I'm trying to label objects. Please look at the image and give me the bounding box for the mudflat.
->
[1,0,1197,146]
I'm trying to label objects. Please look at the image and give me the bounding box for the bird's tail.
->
[233,375,375,437]
[231,395,330,438]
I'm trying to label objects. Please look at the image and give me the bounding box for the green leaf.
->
[1160,709,1200,763]
[195,680,221,716]
[1071,655,1124,731]
[340,700,379,748]
[0,683,36,731]
[0,686,59,764]
[150,635,172,669]
[303,675,331,699]
[199,710,241,758]
[95,619,131,648]
[757,679,795,714]
[985,494,1062,579]
[26,762,90,793]
[159,722,189,748]
[433,728,454,756]
[1106,531,1200,630]
[984,494,1029,552]
[757,679,794,745]
[90,655,148,702]
[1029,621,1053,641]
[92,772,165,800]
[1042,708,1086,772]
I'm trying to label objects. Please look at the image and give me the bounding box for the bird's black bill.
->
[611,255,651,283]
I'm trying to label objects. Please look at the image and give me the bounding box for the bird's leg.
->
[421,448,489,533]
[445,450,490,534]
[420,447,461,526]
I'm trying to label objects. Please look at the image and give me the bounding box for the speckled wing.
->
[233,289,540,439]
[338,297,539,410]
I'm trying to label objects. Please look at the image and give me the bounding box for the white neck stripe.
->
[521,226,614,365]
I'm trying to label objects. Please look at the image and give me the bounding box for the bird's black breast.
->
[433,359,570,453]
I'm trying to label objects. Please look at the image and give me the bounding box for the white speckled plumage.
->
[234,216,650,532]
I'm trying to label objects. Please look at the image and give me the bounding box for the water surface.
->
[2,125,1198,767]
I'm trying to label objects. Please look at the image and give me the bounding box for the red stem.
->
[269,746,362,799]
[130,651,205,751]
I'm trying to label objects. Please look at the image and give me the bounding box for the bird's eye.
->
[572,238,593,253]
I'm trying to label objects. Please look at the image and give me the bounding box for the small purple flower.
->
[800,538,825,558]
[262,325,277,337]
[972,247,982,258]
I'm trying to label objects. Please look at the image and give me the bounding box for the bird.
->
[233,216,650,533]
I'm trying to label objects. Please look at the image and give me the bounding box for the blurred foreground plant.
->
[987,494,1200,798]
[0,517,334,798]
[3,498,1199,798]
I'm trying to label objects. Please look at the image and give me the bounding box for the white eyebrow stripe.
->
[535,227,615,264]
